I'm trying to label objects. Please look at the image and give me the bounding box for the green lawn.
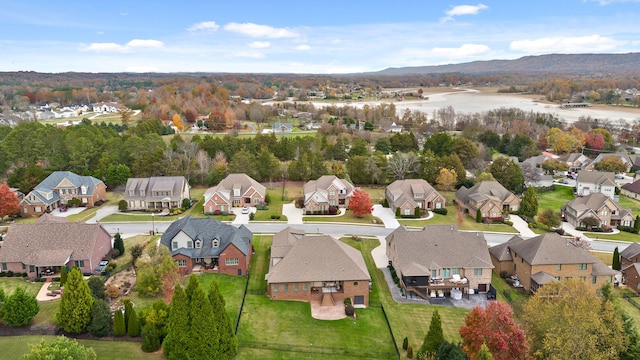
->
[194,273,248,328]
[67,192,122,222]
[399,206,517,233]
[303,210,381,225]
[0,335,163,360]
[251,189,288,222]
[537,186,574,211]
[618,194,640,215]
[0,277,43,296]
[591,231,640,242]
[591,251,613,266]
[111,235,153,273]
[362,186,386,204]
[30,301,59,330]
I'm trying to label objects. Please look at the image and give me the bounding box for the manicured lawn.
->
[303,209,381,225]
[399,206,517,233]
[537,186,574,211]
[30,300,59,330]
[618,194,640,215]
[591,251,614,266]
[361,186,386,204]
[0,335,163,360]
[591,231,640,242]
[195,273,248,328]
[252,189,288,222]
[0,277,42,296]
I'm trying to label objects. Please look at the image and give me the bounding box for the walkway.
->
[85,205,119,224]
[36,280,61,302]
[371,205,400,229]
[509,215,537,238]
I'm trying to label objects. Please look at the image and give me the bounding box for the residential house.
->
[0,222,112,278]
[561,193,634,229]
[303,175,355,213]
[585,153,635,172]
[272,123,293,134]
[20,171,106,217]
[621,179,640,200]
[160,216,252,276]
[124,176,190,211]
[203,174,266,213]
[489,233,615,293]
[455,180,520,221]
[558,153,592,173]
[622,263,640,294]
[620,243,640,270]
[266,228,371,307]
[521,162,554,187]
[92,102,119,113]
[386,225,494,300]
[385,179,446,216]
[576,170,616,198]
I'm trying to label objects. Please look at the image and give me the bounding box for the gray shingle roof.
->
[488,235,524,261]
[620,242,640,260]
[386,225,493,277]
[0,223,111,266]
[622,179,640,195]
[160,216,252,257]
[386,179,444,209]
[124,176,188,202]
[267,234,370,283]
[270,227,305,260]
[204,174,266,204]
[563,193,631,220]
[22,171,104,206]
[304,175,354,204]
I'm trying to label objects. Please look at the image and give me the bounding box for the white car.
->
[96,260,109,273]
[242,207,250,214]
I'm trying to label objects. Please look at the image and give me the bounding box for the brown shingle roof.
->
[576,170,616,186]
[622,179,640,195]
[508,233,596,265]
[267,235,370,283]
[488,235,524,261]
[620,242,640,260]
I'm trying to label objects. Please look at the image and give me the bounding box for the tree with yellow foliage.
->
[172,114,183,132]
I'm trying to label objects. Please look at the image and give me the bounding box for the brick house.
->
[455,180,520,220]
[19,171,106,217]
[489,233,615,293]
[558,153,592,173]
[266,227,371,307]
[303,175,354,213]
[621,179,640,200]
[124,176,190,211]
[385,179,446,216]
[621,243,640,294]
[160,216,252,276]
[561,193,634,229]
[386,225,494,300]
[0,222,112,278]
[203,174,266,213]
[575,170,616,199]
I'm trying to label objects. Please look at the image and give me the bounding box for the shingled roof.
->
[564,193,632,220]
[488,235,524,262]
[0,223,110,266]
[576,170,616,186]
[266,235,370,283]
[204,173,266,204]
[385,179,443,209]
[303,175,354,204]
[509,233,594,265]
[456,180,514,205]
[622,179,640,195]
[21,171,104,206]
[620,242,640,260]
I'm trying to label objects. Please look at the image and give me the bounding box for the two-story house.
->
[455,180,520,221]
[561,192,634,229]
[303,175,354,213]
[19,171,106,217]
[385,179,446,216]
[203,174,266,213]
[558,153,592,173]
[386,225,494,300]
[621,243,640,293]
[576,170,616,199]
[159,216,252,276]
[124,176,190,211]
[489,233,615,293]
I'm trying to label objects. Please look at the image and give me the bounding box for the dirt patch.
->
[105,267,137,310]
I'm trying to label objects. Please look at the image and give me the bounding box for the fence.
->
[235,271,251,335]
[379,304,401,360]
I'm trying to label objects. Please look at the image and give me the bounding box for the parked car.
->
[96,260,109,273]
[242,207,250,214]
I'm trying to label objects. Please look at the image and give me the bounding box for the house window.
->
[284,284,289,292]
[602,210,608,216]
[578,263,587,270]
[129,190,134,196]
[404,209,411,216]
[254,198,260,204]
[579,276,586,281]
[273,284,278,292]
[225,258,239,266]
[82,197,88,203]
[442,268,451,278]
[557,264,562,271]
[140,190,145,196]
[233,199,241,205]
[29,265,34,273]
[74,260,85,268]
[294,284,299,291]
[141,201,145,208]
[35,206,41,213]
[592,276,598,284]
[195,240,201,249]
[1,263,6,271]
[512,205,518,211]
[435,203,442,209]
[22,263,26,270]
[452,268,461,275]
[81,186,87,195]
[431,270,437,278]
[474,268,482,276]
[187,242,193,249]
[129,201,135,208]
[303,283,308,291]
[212,239,219,247]
[176,260,187,267]
[172,241,178,250]
[330,191,335,196]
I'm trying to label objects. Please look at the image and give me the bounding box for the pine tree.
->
[188,280,218,360]
[476,343,494,360]
[127,307,140,337]
[113,309,126,336]
[209,279,238,359]
[60,266,68,286]
[141,322,163,352]
[520,186,538,219]
[2,287,39,326]
[476,209,483,223]
[124,299,133,332]
[419,309,444,358]
[613,246,621,271]
[163,285,190,360]
[635,215,640,233]
[56,267,94,333]
[87,300,112,337]
[113,233,125,258]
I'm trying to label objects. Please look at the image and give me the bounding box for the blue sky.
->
[1,0,639,73]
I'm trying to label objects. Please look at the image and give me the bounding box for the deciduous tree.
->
[489,157,524,193]
[349,188,373,218]
[476,172,495,183]
[537,208,560,229]
[435,168,457,191]
[56,267,94,334]
[594,156,628,173]
[0,183,19,219]
[459,301,528,360]
[24,336,96,360]
[540,158,569,175]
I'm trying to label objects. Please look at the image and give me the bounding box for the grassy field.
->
[537,185,574,211]
[251,189,288,222]
[0,277,43,296]
[0,335,163,360]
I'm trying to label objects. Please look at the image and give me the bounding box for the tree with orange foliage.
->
[459,301,529,360]
[0,184,19,219]
[349,188,373,218]
[172,114,183,132]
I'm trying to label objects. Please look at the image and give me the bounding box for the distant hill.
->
[374,53,640,76]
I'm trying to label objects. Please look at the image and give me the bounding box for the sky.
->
[1,0,640,74]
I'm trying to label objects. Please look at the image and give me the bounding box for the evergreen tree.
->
[613,246,621,271]
[436,341,469,360]
[56,267,94,333]
[635,215,640,233]
[520,186,539,218]
[0,287,5,318]
[140,300,170,353]
[419,309,444,358]
[113,233,125,258]
[476,343,494,360]
[127,307,140,337]
[2,287,39,326]
[188,280,218,360]
[406,344,413,359]
[124,299,133,331]
[476,209,483,223]
[24,336,96,360]
[403,337,408,350]
[141,322,163,352]
[209,279,238,359]
[113,309,126,336]
[87,276,106,300]
[163,285,190,360]
[60,266,68,286]
[87,300,112,337]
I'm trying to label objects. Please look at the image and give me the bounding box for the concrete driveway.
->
[509,214,537,238]
[282,202,303,224]
[372,205,400,229]
[50,207,85,218]
[86,205,119,223]
[232,207,255,225]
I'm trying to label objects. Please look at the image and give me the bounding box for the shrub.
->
[396,208,401,217]
[213,209,222,215]
[181,198,191,209]
[433,208,448,215]
[109,248,121,259]
[407,344,414,359]
[118,200,128,211]
[221,211,228,216]
[382,199,389,208]
[345,305,355,317]
[264,194,271,204]
[476,209,482,223]
[619,226,638,234]
[328,206,338,215]
[556,228,566,235]
[500,270,508,279]
[403,337,409,350]
[270,215,281,220]
[0,272,5,277]
[504,220,513,226]
[414,207,421,218]
[344,297,352,306]
[249,213,255,220]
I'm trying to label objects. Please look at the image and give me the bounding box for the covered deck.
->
[402,276,470,301]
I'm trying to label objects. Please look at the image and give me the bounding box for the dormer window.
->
[195,240,201,249]
[129,190,134,196]
[140,190,145,196]
[212,239,219,247]
[81,186,87,195]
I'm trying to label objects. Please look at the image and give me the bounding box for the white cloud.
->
[234,51,265,59]
[82,42,130,53]
[331,39,341,44]
[442,3,488,21]
[587,0,640,4]
[294,44,311,51]
[188,21,220,32]
[126,39,164,48]
[510,34,627,53]
[249,41,271,49]
[223,22,298,38]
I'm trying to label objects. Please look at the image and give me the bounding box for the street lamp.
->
[151,212,155,235]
